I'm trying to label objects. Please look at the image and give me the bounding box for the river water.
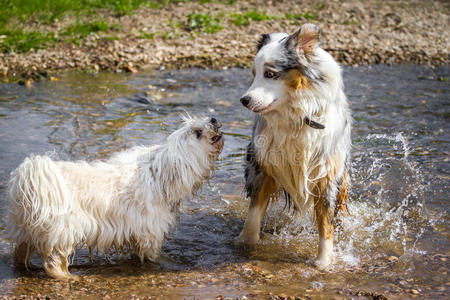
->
[0,65,448,299]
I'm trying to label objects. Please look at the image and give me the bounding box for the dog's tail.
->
[7,155,76,254]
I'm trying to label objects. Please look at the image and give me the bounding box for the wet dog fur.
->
[7,116,223,279]
[236,23,352,268]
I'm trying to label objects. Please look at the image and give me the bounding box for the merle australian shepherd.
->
[236,23,352,268]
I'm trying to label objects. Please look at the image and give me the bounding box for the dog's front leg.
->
[314,196,334,268]
[236,175,277,244]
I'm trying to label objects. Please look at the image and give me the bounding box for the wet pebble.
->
[387,255,398,262]
[411,289,420,295]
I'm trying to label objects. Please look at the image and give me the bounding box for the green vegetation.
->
[0,0,320,54]
[63,19,117,42]
[343,19,359,25]
[0,29,56,53]
[0,0,190,53]
[185,13,223,33]
[230,9,277,26]
[138,32,155,40]
[316,3,325,11]
[285,12,318,21]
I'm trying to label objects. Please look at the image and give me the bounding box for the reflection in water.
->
[0,65,448,299]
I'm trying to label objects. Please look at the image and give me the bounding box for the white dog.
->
[7,116,223,279]
[236,23,352,268]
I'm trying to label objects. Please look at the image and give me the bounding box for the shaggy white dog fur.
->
[7,116,223,279]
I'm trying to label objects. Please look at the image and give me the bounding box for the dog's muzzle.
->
[210,117,222,129]
[209,117,224,148]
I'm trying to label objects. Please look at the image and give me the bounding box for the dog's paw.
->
[233,232,260,246]
[68,274,80,281]
[313,254,334,271]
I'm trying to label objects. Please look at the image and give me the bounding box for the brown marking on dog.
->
[297,23,320,55]
[335,170,349,217]
[310,170,333,240]
[311,155,345,240]
[283,69,310,91]
[252,66,256,76]
[315,198,334,240]
[249,175,277,218]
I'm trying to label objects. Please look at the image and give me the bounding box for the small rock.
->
[126,64,138,73]
[437,286,446,292]
[216,100,231,107]
[411,289,420,295]
[387,256,398,262]
[398,280,409,287]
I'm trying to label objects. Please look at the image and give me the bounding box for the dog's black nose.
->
[210,117,222,128]
[240,96,251,107]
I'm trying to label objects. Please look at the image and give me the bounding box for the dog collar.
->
[304,117,325,129]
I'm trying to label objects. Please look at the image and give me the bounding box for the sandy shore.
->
[0,0,448,81]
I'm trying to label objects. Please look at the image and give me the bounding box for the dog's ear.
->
[256,34,271,52]
[286,23,320,55]
[193,129,202,139]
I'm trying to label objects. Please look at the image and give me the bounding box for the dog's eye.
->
[193,129,202,139]
[264,70,277,79]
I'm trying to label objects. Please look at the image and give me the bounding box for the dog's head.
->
[240,23,338,115]
[175,115,224,158]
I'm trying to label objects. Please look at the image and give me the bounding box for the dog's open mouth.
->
[253,99,277,113]
[211,133,223,144]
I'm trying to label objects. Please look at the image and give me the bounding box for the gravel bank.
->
[0,0,448,81]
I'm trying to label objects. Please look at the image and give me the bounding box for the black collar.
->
[304,117,325,129]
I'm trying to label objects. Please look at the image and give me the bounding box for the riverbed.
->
[0,65,448,299]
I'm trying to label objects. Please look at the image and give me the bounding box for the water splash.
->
[258,132,431,268]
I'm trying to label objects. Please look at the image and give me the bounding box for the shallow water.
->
[0,65,448,299]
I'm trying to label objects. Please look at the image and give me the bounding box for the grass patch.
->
[0,0,241,53]
[90,0,164,15]
[185,13,223,33]
[162,30,180,40]
[0,29,56,52]
[63,19,115,39]
[230,9,277,26]
[198,0,237,4]
[138,32,155,40]
[0,0,177,53]
[285,12,318,21]
[62,19,117,44]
